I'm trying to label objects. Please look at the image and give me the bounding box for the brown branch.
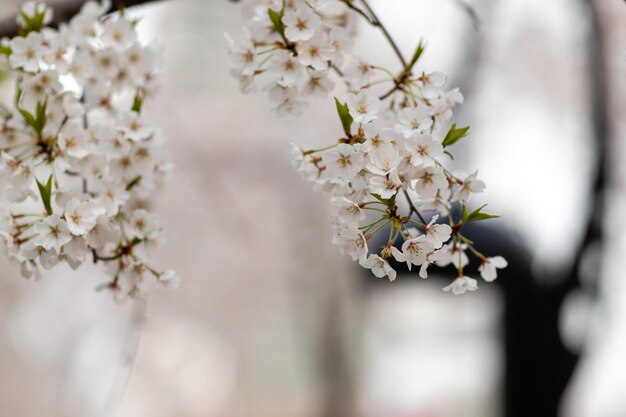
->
[0,0,165,39]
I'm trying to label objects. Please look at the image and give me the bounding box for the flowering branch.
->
[228,0,507,293]
[0,1,178,301]
[0,0,163,39]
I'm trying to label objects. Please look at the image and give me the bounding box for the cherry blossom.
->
[229,0,506,293]
[0,1,177,301]
[479,256,508,282]
[443,276,479,295]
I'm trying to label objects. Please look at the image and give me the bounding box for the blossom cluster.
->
[227,0,358,115]
[231,0,507,293]
[0,1,178,301]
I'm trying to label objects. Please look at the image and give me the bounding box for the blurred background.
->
[0,0,625,416]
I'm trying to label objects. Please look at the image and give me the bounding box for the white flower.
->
[302,70,335,97]
[397,106,433,138]
[227,37,258,76]
[453,170,485,202]
[9,32,44,72]
[268,84,306,116]
[328,27,353,65]
[432,87,464,126]
[21,71,63,108]
[32,214,73,251]
[86,215,121,249]
[102,18,138,49]
[61,236,88,269]
[420,187,451,212]
[416,71,447,99]
[346,91,381,124]
[21,241,59,270]
[413,165,447,197]
[283,5,321,42]
[119,112,153,142]
[404,134,443,167]
[436,241,469,269]
[297,32,334,70]
[268,50,308,87]
[443,276,478,295]
[478,256,508,282]
[369,170,401,199]
[360,254,396,281]
[417,249,447,279]
[95,180,129,216]
[424,215,451,249]
[64,198,105,236]
[128,209,161,240]
[333,224,368,262]
[362,127,401,175]
[58,121,91,159]
[344,58,373,89]
[116,261,156,301]
[158,270,180,288]
[322,144,364,182]
[331,196,364,227]
[391,236,434,271]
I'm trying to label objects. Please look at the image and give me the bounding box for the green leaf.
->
[464,204,500,223]
[125,175,142,191]
[0,46,11,55]
[267,9,286,39]
[35,99,47,133]
[19,9,47,34]
[18,108,37,130]
[36,175,53,215]
[442,123,470,147]
[468,212,500,222]
[131,94,143,113]
[370,192,396,207]
[19,100,47,135]
[407,39,425,72]
[334,97,353,137]
[19,12,32,29]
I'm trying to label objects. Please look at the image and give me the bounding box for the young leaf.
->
[334,97,353,137]
[465,204,499,223]
[126,175,142,191]
[18,108,37,130]
[19,10,47,34]
[34,99,47,133]
[36,175,53,215]
[468,212,500,222]
[131,94,143,113]
[19,100,47,135]
[442,123,470,147]
[407,39,425,72]
[267,9,286,39]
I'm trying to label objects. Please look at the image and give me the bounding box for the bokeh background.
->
[0,0,625,416]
